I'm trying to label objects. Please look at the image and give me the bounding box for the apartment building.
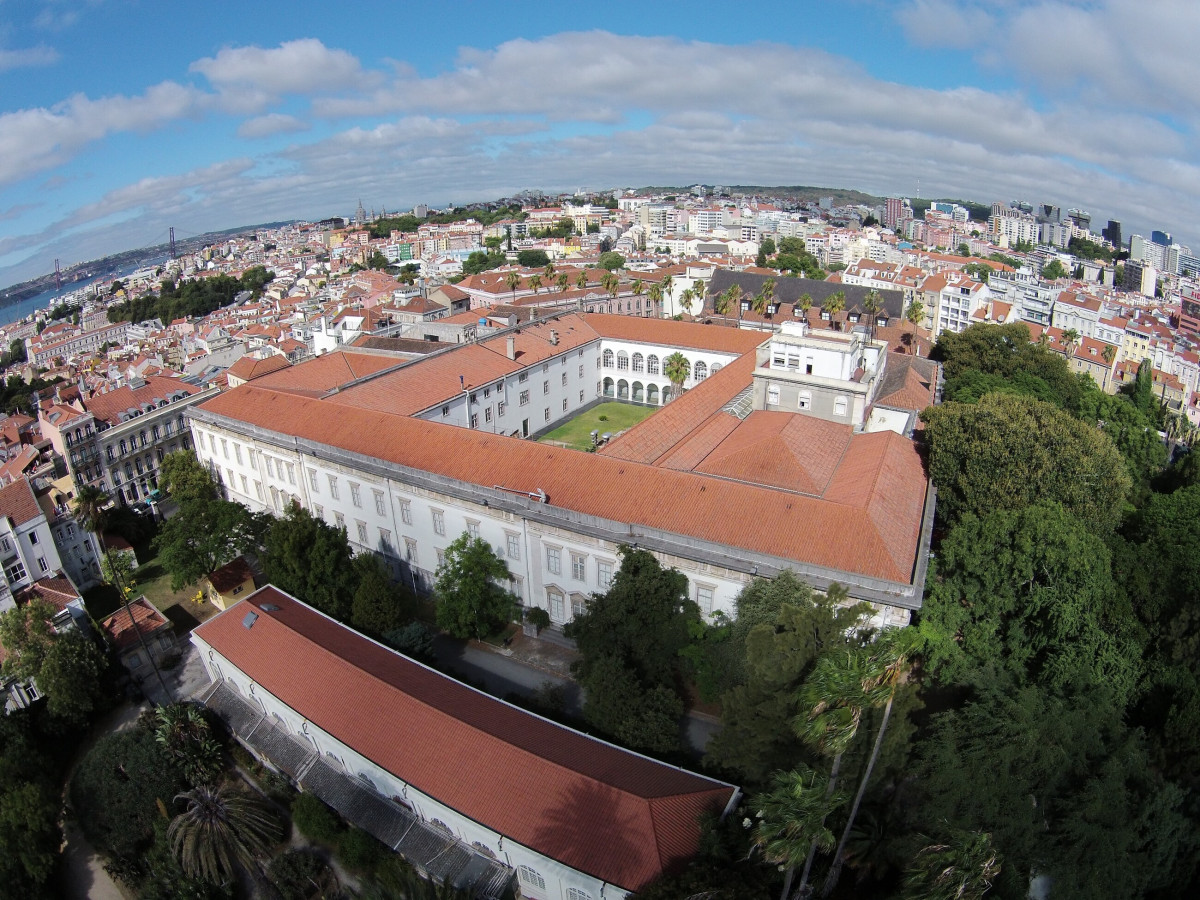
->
[39,376,217,505]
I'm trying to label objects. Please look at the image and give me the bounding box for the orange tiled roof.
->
[101,597,171,651]
[198,382,927,583]
[227,355,291,382]
[251,350,401,397]
[0,476,43,525]
[194,588,735,892]
[84,376,200,426]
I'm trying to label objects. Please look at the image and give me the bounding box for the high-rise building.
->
[1036,204,1062,224]
[1151,230,1173,246]
[1067,209,1091,231]
[1102,220,1122,249]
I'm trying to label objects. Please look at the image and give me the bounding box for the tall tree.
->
[900,831,1001,900]
[920,393,1130,532]
[527,273,542,294]
[822,291,845,329]
[158,450,219,504]
[262,504,358,621]
[752,767,846,900]
[169,783,281,885]
[663,351,690,398]
[154,499,269,590]
[434,533,517,640]
[504,270,521,302]
[566,547,698,750]
[792,648,890,895]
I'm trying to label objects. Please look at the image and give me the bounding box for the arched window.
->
[602,348,614,368]
[632,352,644,372]
[647,354,660,375]
[694,361,708,381]
[711,362,723,374]
[603,377,615,398]
[616,351,629,371]
[617,379,630,400]
[647,384,660,405]
[518,867,547,891]
[632,381,645,402]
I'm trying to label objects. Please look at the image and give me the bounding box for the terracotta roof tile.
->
[227,355,291,382]
[251,350,401,397]
[194,589,735,892]
[101,597,170,651]
[0,477,43,525]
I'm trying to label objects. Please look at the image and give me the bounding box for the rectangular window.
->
[543,380,550,395]
[548,589,565,622]
[484,407,492,423]
[579,364,584,377]
[561,372,568,386]
[399,499,413,525]
[506,533,520,560]
[441,405,450,417]
[248,449,257,471]
[374,490,385,516]
[350,482,362,508]
[498,400,506,416]
[405,537,417,561]
[334,511,345,529]
[233,444,242,465]
[254,481,263,500]
[265,456,275,478]
[379,528,393,554]
[432,509,445,536]
[356,521,368,543]
[327,475,339,500]
[834,396,849,416]
[435,547,445,568]
[767,384,781,405]
[29,531,38,545]
[562,398,568,411]
[519,390,530,406]
[546,545,561,575]
[571,553,586,580]
[313,504,324,520]
[37,557,48,573]
[696,584,715,614]
[221,438,228,459]
[544,408,551,422]
[467,520,480,539]
[308,468,320,492]
[597,560,613,589]
[241,474,249,494]
[286,463,296,485]
[798,391,812,410]
[470,413,479,428]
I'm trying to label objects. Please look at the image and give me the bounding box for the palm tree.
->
[752,767,846,900]
[679,288,696,315]
[792,647,890,896]
[862,290,883,342]
[556,272,570,293]
[155,703,223,786]
[543,262,556,279]
[660,274,674,312]
[647,282,663,315]
[575,271,589,291]
[1101,343,1117,391]
[169,783,281,884]
[663,351,690,399]
[822,291,846,330]
[504,270,521,302]
[904,299,924,328]
[754,278,776,318]
[528,274,542,295]
[631,278,644,297]
[714,288,732,317]
[726,283,744,321]
[821,630,921,896]
[901,831,1001,900]
[601,271,620,309]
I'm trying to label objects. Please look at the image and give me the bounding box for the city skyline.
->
[1,0,1197,288]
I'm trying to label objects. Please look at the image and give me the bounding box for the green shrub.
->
[383,621,435,662]
[268,849,337,900]
[337,826,387,874]
[291,792,342,844]
[525,606,551,633]
[598,414,608,421]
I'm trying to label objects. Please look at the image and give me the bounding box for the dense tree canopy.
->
[154,499,269,590]
[108,267,272,324]
[921,393,1130,532]
[434,533,518,640]
[262,504,358,621]
[159,450,219,503]
[919,502,1142,705]
[566,547,698,752]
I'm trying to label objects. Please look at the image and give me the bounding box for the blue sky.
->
[1,0,1197,287]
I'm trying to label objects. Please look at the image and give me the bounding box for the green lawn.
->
[81,539,216,629]
[539,402,657,450]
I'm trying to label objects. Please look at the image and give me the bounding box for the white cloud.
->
[237,113,309,139]
[191,38,371,99]
[0,44,59,71]
[0,81,205,186]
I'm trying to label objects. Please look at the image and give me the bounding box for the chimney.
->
[550,329,559,346]
[506,336,516,360]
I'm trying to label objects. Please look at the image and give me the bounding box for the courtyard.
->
[538,401,657,450]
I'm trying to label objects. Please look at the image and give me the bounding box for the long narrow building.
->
[193,587,739,899]
[188,312,936,626]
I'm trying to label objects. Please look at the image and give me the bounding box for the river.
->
[0,257,167,328]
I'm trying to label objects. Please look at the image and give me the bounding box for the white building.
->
[193,586,738,900]
[188,313,933,627]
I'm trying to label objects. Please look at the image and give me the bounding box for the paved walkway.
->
[432,632,720,755]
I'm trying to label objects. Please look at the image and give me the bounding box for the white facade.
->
[194,634,629,900]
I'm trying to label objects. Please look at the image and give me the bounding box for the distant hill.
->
[633,184,883,206]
